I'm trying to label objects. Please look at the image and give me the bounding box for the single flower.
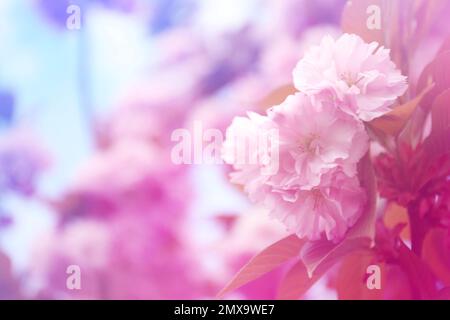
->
[293,33,408,121]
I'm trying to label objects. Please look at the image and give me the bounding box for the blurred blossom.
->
[96,79,195,149]
[0,214,13,229]
[155,27,260,98]
[33,214,212,299]
[185,73,272,148]
[58,141,192,223]
[155,28,206,65]
[0,251,22,299]
[0,91,15,126]
[267,0,347,38]
[0,128,50,197]
[97,0,139,11]
[197,28,261,96]
[32,219,114,299]
[33,77,204,297]
[34,146,208,299]
[35,0,75,28]
[259,26,340,86]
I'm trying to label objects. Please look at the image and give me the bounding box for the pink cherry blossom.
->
[267,93,369,189]
[265,169,366,241]
[293,33,408,121]
[222,93,369,241]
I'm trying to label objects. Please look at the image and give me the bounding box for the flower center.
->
[298,133,319,153]
[340,72,363,87]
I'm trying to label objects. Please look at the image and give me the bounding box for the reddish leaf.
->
[368,84,433,136]
[217,235,305,298]
[417,51,450,108]
[383,203,410,241]
[396,241,437,299]
[337,250,385,300]
[397,101,430,150]
[422,228,450,286]
[301,236,372,278]
[348,151,378,240]
[300,152,377,276]
[383,264,415,300]
[424,88,450,159]
[277,260,325,300]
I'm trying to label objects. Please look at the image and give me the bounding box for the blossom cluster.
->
[223,34,408,242]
